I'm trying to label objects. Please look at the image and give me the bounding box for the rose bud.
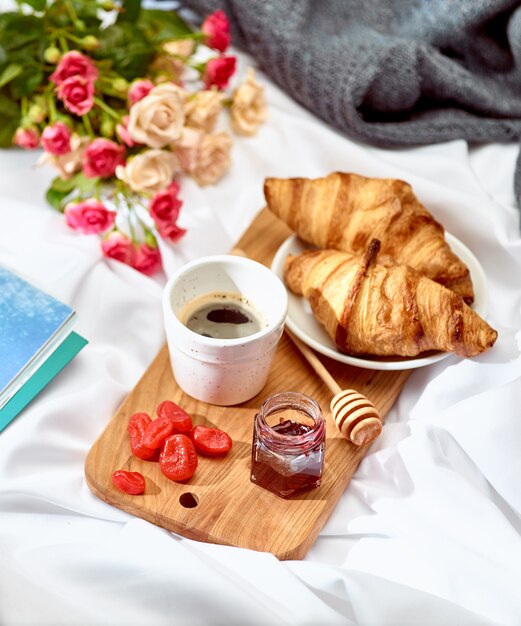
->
[100,118,115,138]
[56,76,95,116]
[81,35,100,51]
[113,77,128,94]
[132,242,163,276]
[128,79,155,106]
[50,50,99,85]
[14,127,39,149]
[101,231,136,266]
[203,56,236,90]
[149,187,182,225]
[65,199,116,234]
[28,103,46,124]
[202,10,231,53]
[83,138,125,178]
[115,116,136,147]
[44,46,61,64]
[41,122,72,155]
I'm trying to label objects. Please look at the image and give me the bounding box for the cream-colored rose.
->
[175,130,232,186]
[150,54,185,83]
[185,90,224,133]
[128,83,185,149]
[231,68,267,136]
[163,39,195,58]
[37,134,88,179]
[157,40,195,80]
[175,127,204,173]
[116,149,179,194]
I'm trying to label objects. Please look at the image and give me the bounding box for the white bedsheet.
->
[1,51,520,626]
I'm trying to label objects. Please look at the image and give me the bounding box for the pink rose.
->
[203,56,236,90]
[56,76,95,116]
[83,138,125,178]
[149,185,186,243]
[50,51,99,85]
[115,116,136,147]
[101,231,136,266]
[132,243,162,275]
[128,79,155,105]
[157,221,186,243]
[202,10,231,53]
[65,199,116,234]
[14,127,39,149]
[41,122,71,155]
[149,186,182,223]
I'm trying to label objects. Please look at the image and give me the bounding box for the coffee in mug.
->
[162,254,288,405]
[179,291,267,340]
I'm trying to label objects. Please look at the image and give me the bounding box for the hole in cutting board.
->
[179,492,199,508]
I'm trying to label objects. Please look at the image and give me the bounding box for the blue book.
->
[0,266,87,431]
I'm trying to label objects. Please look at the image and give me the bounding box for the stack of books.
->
[0,266,87,432]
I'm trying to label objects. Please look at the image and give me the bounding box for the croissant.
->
[284,241,497,358]
[265,172,475,304]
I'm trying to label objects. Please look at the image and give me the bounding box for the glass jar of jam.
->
[250,391,325,498]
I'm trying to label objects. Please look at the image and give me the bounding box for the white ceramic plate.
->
[271,234,488,370]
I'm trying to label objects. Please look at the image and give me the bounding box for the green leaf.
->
[117,0,141,23]
[51,172,98,195]
[138,9,193,43]
[51,174,79,193]
[0,15,44,51]
[6,43,38,67]
[10,67,44,99]
[46,187,70,212]
[74,173,98,194]
[0,93,20,147]
[0,121,18,148]
[45,2,73,28]
[0,63,23,88]
[95,23,155,80]
[0,92,19,118]
[21,0,46,11]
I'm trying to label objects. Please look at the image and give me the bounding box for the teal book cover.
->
[0,266,88,431]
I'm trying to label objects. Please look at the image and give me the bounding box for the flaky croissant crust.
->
[284,242,497,358]
[265,172,474,304]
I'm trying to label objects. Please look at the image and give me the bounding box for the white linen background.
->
[0,45,521,626]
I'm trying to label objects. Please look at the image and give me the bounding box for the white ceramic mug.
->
[162,254,288,406]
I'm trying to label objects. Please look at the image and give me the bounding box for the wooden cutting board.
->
[85,208,410,560]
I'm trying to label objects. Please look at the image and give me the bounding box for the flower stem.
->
[58,34,69,53]
[82,114,95,137]
[189,61,206,74]
[61,30,85,46]
[125,197,137,243]
[47,94,58,122]
[116,183,137,243]
[65,0,79,23]
[180,32,206,42]
[93,96,122,121]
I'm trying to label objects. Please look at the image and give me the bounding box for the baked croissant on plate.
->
[284,241,497,358]
[265,172,475,304]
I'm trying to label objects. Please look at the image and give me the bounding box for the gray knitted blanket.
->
[180,0,521,210]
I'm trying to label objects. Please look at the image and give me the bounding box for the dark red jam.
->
[250,393,325,499]
[272,419,312,437]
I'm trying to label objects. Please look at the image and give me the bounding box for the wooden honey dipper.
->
[229,248,382,446]
[284,329,382,446]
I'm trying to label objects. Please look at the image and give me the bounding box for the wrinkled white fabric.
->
[1,48,521,626]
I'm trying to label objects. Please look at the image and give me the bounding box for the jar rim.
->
[255,391,325,451]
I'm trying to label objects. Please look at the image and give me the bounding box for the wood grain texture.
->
[85,208,410,560]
